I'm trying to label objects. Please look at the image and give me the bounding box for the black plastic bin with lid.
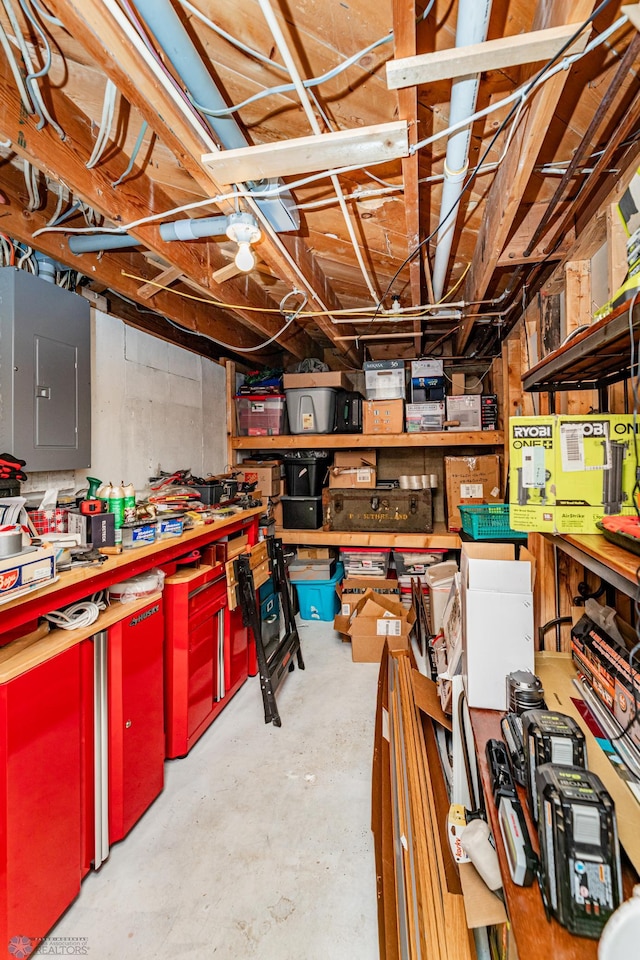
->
[283,451,330,497]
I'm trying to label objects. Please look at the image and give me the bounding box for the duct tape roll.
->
[108,568,165,603]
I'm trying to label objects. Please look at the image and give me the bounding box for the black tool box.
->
[322,488,432,533]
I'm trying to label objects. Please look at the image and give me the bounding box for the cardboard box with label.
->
[67,510,116,547]
[509,415,639,534]
[362,399,404,434]
[329,449,377,488]
[460,542,535,710]
[334,589,414,662]
[336,577,400,620]
[446,395,482,431]
[282,371,352,389]
[405,402,445,432]
[363,359,405,400]
[237,460,281,497]
[0,542,56,602]
[444,455,502,531]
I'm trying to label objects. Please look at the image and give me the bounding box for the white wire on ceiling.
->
[256,0,380,303]
[23,159,40,210]
[1,0,64,137]
[86,78,117,169]
[0,15,34,113]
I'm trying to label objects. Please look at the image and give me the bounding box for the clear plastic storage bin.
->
[235,395,287,436]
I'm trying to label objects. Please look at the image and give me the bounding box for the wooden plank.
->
[137,265,182,300]
[231,431,504,449]
[393,0,422,346]
[386,22,588,88]
[565,260,596,414]
[607,203,628,299]
[458,0,598,352]
[276,526,460,549]
[202,122,409,184]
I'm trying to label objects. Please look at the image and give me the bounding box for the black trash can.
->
[283,451,330,497]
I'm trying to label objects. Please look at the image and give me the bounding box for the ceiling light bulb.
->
[235,240,256,272]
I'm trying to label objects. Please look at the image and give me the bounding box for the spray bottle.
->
[109,482,124,544]
[123,482,136,523]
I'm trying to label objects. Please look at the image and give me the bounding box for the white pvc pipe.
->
[431,0,493,301]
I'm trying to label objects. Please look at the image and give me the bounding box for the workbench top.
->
[0,506,263,669]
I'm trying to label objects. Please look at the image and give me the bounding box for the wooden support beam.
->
[458,0,597,353]
[137,265,182,300]
[201,122,409,184]
[47,0,364,363]
[386,22,588,89]
[564,260,596,414]
[0,50,316,360]
[0,175,275,365]
[607,204,628,299]
[393,0,422,354]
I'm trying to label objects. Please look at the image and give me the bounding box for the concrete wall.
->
[21,308,227,501]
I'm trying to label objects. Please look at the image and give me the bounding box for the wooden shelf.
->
[231,430,503,450]
[522,299,640,393]
[276,522,460,549]
[544,532,640,599]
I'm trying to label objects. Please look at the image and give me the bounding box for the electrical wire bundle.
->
[43,591,108,631]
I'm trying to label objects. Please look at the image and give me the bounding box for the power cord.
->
[43,592,108,631]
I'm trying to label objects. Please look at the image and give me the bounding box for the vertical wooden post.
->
[565,260,597,414]
[224,359,237,471]
[607,203,628,298]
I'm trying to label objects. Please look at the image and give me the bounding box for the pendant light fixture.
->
[225,212,262,272]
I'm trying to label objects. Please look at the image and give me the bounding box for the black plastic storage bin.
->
[283,451,330,497]
[280,495,323,529]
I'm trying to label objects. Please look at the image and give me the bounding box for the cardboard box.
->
[288,558,337,581]
[67,510,116,547]
[411,359,443,378]
[444,455,503,531]
[363,359,405,400]
[362,399,404,434]
[337,577,400,618]
[238,460,281,497]
[460,543,535,710]
[405,402,445,433]
[446,395,482,431]
[334,589,414,662]
[282,371,352,389]
[296,546,335,560]
[0,543,56,603]
[509,415,639,534]
[329,449,377,488]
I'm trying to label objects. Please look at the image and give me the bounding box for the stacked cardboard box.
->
[334,588,414,662]
[444,455,502,531]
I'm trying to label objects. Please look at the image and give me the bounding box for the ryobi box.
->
[509,415,639,534]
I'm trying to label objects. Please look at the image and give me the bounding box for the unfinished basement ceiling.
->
[0,0,638,368]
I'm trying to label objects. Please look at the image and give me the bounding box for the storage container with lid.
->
[235,394,287,436]
[285,387,337,434]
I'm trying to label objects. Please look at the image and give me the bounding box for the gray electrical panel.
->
[0,267,91,470]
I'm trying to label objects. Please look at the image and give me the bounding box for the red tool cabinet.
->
[0,645,84,949]
[81,598,165,870]
[164,562,249,758]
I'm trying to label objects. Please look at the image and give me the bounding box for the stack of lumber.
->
[372,648,475,960]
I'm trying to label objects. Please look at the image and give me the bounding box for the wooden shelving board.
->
[276,523,460,549]
[230,430,503,450]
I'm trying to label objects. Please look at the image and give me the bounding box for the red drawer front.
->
[187,616,216,739]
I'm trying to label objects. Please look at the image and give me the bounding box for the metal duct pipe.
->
[159,215,230,242]
[431,0,493,300]
[68,234,141,255]
[132,0,299,233]
[34,251,60,282]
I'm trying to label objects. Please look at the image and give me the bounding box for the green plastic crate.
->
[458,504,527,541]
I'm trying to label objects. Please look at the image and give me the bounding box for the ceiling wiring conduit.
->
[68,234,141,254]
[131,0,299,234]
[431,0,493,301]
[256,0,380,304]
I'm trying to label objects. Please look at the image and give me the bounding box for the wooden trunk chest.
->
[323,488,433,533]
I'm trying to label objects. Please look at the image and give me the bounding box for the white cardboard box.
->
[460,542,535,709]
[446,395,482,431]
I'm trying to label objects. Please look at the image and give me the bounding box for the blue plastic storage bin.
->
[294,563,344,621]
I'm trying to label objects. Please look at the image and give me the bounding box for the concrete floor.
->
[49,621,380,959]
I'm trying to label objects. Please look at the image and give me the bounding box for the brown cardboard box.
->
[334,589,415,662]
[297,546,335,560]
[337,576,399,618]
[283,371,352,389]
[363,399,404,434]
[237,460,281,497]
[329,449,377,488]
[444,455,502,531]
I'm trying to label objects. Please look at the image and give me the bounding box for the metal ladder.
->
[237,536,305,726]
